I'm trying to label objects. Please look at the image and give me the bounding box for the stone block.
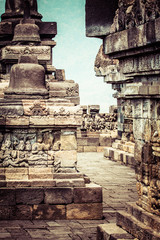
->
[77,138,88,146]
[7,180,31,187]
[49,90,67,97]
[31,180,56,187]
[104,147,110,158]
[55,178,85,187]
[32,205,66,220]
[84,146,97,152]
[55,179,73,187]
[73,183,102,203]
[29,168,52,174]
[5,168,29,181]
[5,168,28,174]
[0,168,5,180]
[16,188,44,205]
[0,188,15,205]
[87,138,99,146]
[112,142,119,149]
[2,46,51,61]
[97,146,105,152]
[44,187,73,204]
[72,179,85,187]
[29,116,55,126]
[66,203,103,220]
[105,30,128,54]
[6,116,29,126]
[11,205,32,220]
[97,223,132,240]
[139,86,148,95]
[29,174,53,180]
[60,132,77,151]
[55,150,77,168]
[149,86,159,95]
[77,146,84,152]
[66,96,80,105]
[99,135,113,147]
[55,69,66,81]
[53,173,83,179]
[0,181,7,187]
[5,173,28,181]
[0,206,14,220]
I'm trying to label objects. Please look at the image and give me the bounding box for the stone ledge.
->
[104,17,160,56]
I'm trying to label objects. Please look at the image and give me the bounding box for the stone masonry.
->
[86,0,160,239]
[0,0,102,220]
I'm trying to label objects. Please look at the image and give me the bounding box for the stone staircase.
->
[97,202,160,240]
[104,139,136,168]
[117,202,160,240]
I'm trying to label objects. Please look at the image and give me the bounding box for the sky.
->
[0,0,116,112]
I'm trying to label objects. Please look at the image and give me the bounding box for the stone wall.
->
[86,0,160,238]
[78,105,117,152]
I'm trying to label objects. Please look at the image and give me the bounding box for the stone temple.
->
[0,0,160,239]
[86,0,160,239]
[0,0,103,220]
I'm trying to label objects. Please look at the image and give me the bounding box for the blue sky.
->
[0,0,116,112]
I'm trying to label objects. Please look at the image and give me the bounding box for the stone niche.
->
[86,0,160,239]
[0,0,102,220]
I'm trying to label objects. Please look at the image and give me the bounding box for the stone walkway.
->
[0,153,138,240]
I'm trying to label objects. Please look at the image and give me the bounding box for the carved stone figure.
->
[5,0,38,13]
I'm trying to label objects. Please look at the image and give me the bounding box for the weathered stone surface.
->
[12,205,32,220]
[1,46,51,61]
[73,183,102,203]
[32,205,66,220]
[0,206,14,220]
[31,180,56,187]
[60,132,77,150]
[44,187,73,204]
[16,188,44,204]
[55,150,77,168]
[53,173,83,179]
[97,223,132,240]
[77,138,88,146]
[99,134,113,146]
[6,116,29,126]
[84,146,97,152]
[55,69,66,81]
[0,188,15,205]
[66,203,103,220]
[6,180,31,187]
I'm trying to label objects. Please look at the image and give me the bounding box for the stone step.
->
[97,223,135,240]
[126,202,160,233]
[104,147,136,168]
[116,210,160,240]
